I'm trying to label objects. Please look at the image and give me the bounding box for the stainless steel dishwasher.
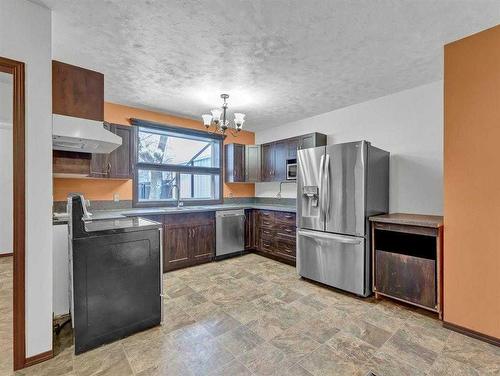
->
[216,210,245,257]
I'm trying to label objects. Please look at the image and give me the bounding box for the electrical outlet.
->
[113,193,120,202]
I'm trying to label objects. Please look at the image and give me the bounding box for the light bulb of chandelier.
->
[234,113,245,130]
[201,114,213,128]
[211,108,222,124]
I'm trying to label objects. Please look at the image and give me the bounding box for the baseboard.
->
[253,250,296,266]
[24,349,53,368]
[443,321,500,347]
[0,252,13,258]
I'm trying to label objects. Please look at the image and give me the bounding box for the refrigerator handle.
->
[324,154,330,217]
[297,229,362,244]
[318,154,325,219]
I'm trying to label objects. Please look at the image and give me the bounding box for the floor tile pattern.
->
[1,254,499,375]
[0,256,13,376]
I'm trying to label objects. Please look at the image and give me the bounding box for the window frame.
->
[131,118,224,207]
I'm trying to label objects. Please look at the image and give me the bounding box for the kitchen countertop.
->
[369,213,443,228]
[83,217,162,234]
[54,203,296,225]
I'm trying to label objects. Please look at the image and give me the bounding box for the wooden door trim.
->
[0,56,27,370]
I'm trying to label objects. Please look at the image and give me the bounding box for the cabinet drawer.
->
[274,238,296,260]
[259,228,274,240]
[259,218,275,229]
[260,238,275,253]
[275,211,296,224]
[375,249,436,309]
[276,224,296,238]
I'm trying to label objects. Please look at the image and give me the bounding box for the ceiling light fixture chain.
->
[201,94,245,137]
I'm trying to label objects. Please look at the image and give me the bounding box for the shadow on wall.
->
[390,154,442,215]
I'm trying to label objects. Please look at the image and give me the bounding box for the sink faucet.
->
[172,184,183,207]
[276,181,296,199]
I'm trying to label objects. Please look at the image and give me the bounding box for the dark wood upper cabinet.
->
[261,143,275,182]
[260,133,326,183]
[298,133,327,150]
[90,124,133,179]
[52,60,104,121]
[287,138,300,159]
[273,140,288,182]
[224,143,245,183]
[109,124,133,179]
[223,133,326,184]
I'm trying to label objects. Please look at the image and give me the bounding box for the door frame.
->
[0,56,27,370]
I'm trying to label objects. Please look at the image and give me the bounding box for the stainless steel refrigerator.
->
[296,141,389,297]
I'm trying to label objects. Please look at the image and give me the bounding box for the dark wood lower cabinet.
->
[163,224,191,271]
[370,214,443,318]
[244,209,256,249]
[141,209,295,272]
[191,224,216,262]
[143,212,215,272]
[252,209,297,265]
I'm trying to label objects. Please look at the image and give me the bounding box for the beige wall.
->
[444,24,500,339]
[53,102,256,201]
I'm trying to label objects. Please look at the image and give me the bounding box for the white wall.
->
[0,77,13,255]
[0,124,13,255]
[0,0,53,358]
[255,81,443,215]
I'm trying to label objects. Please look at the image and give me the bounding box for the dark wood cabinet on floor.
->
[370,214,443,318]
[244,209,256,249]
[224,143,245,183]
[163,212,215,272]
[251,209,297,265]
[90,124,134,179]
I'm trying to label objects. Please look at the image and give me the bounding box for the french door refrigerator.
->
[296,141,389,297]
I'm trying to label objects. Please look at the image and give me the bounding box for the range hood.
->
[52,114,122,154]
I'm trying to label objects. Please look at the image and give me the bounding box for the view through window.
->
[135,125,222,204]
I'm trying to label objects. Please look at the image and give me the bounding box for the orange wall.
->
[53,102,255,201]
[444,24,500,339]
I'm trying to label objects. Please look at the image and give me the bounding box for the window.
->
[133,120,223,206]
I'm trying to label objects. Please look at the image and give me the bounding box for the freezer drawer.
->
[297,229,368,296]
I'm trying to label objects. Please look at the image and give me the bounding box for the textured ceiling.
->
[41,0,499,130]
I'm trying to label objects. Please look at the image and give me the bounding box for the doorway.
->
[0,56,26,371]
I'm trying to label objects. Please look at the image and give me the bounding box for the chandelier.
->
[201,94,245,136]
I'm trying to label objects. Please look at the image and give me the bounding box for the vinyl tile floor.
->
[2,253,499,375]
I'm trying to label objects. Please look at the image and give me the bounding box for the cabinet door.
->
[225,144,245,183]
[191,224,215,262]
[245,145,261,182]
[261,143,275,182]
[274,237,296,262]
[299,133,316,149]
[245,210,255,249]
[273,140,288,182]
[89,124,111,177]
[163,225,190,272]
[109,124,133,179]
[287,138,299,159]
